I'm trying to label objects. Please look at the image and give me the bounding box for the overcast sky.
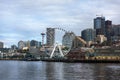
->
[0,0,120,47]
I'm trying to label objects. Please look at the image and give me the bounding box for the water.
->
[0,61,120,80]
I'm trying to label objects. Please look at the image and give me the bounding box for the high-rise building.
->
[18,40,25,49]
[11,45,17,50]
[0,42,4,48]
[30,40,39,48]
[46,28,55,46]
[38,42,42,48]
[111,25,120,41]
[94,16,105,35]
[81,28,96,42]
[62,32,75,49]
[105,20,112,41]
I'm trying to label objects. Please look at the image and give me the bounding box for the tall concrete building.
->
[0,42,4,48]
[62,32,75,49]
[46,28,55,46]
[81,28,96,42]
[94,16,105,35]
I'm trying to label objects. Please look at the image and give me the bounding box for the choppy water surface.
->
[0,61,119,80]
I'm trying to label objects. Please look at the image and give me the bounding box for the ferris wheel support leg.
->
[58,45,64,57]
[50,44,57,58]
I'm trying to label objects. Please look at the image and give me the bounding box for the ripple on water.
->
[105,65,120,80]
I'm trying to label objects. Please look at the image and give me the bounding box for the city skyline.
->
[1,0,120,47]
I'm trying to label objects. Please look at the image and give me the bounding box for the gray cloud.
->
[0,0,120,47]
